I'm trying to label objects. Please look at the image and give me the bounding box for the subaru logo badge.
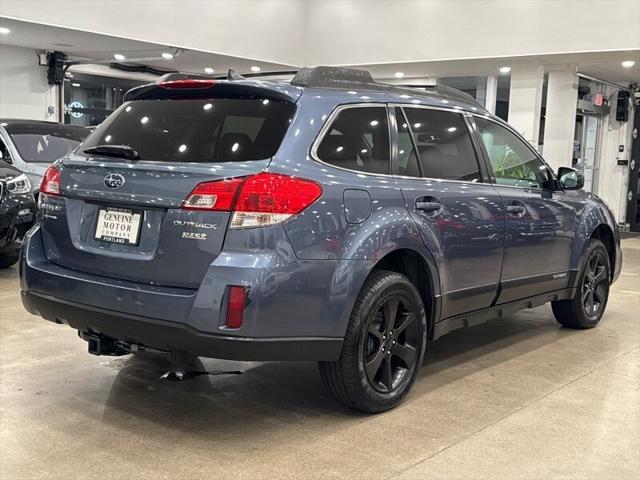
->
[104,173,125,189]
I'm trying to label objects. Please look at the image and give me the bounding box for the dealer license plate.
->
[94,207,143,245]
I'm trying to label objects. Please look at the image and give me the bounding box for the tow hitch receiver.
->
[79,331,129,356]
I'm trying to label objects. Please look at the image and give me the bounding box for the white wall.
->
[302,0,640,65]
[0,45,58,120]
[0,0,308,66]
[595,86,634,223]
[2,0,639,66]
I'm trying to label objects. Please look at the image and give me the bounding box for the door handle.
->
[506,202,526,217]
[415,197,442,213]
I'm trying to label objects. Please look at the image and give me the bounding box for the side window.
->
[316,106,390,174]
[404,108,481,182]
[474,117,550,189]
[395,108,420,177]
[0,138,11,164]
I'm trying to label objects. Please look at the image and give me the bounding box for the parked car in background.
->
[0,120,89,194]
[0,162,35,268]
[21,67,622,412]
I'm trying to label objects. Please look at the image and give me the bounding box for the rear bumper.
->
[20,225,357,361]
[22,290,343,361]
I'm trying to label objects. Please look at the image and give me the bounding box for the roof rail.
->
[151,67,482,107]
[291,66,376,88]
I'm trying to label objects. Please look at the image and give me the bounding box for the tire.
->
[0,254,19,269]
[552,239,610,329]
[319,270,427,413]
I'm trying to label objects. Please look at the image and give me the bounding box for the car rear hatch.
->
[39,80,299,289]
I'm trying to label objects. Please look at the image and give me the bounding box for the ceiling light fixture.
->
[622,60,635,68]
[72,83,80,87]
[499,66,511,74]
[394,72,405,78]
[113,53,126,61]
[250,66,261,72]
[204,67,214,74]
[161,52,174,60]
[0,27,10,35]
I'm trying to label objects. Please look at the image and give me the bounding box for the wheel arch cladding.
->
[589,224,616,281]
[572,203,617,282]
[333,248,440,339]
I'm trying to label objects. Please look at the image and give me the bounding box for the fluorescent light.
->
[0,27,10,35]
[250,66,261,72]
[161,52,174,60]
[72,82,80,87]
[622,60,635,68]
[140,116,149,124]
[113,53,126,61]
[204,67,214,74]
[203,103,213,110]
[394,72,405,78]
[499,66,511,74]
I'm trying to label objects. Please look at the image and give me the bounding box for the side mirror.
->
[557,167,584,190]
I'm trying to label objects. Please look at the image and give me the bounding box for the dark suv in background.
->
[21,67,621,412]
[1,163,35,268]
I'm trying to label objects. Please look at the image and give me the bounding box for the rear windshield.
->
[6,123,88,163]
[81,98,296,163]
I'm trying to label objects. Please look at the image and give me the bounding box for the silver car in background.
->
[0,119,89,193]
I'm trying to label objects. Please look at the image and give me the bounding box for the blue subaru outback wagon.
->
[21,67,622,412]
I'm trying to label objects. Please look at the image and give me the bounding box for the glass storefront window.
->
[63,73,146,127]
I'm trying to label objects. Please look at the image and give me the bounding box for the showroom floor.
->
[1,238,638,480]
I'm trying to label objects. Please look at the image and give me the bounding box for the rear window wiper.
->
[83,145,140,161]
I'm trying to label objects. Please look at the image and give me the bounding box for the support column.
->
[485,75,498,114]
[543,66,579,171]
[507,60,544,147]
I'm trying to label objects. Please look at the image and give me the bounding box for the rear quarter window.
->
[314,106,390,175]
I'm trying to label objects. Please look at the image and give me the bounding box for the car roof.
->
[123,67,487,114]
[0,119,89,131]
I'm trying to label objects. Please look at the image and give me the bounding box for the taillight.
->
[231,173,322,228]
[41,165,61,196]
[225,286,246,329]
[182,178,244,210]
[182,172,322,228]
[158,79,216,89]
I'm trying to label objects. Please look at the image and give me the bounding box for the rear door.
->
[39,94,296,289]
[392,106,505,319]
[471,115,580,303]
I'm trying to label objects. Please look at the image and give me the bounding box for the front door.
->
[393,107,504,319]
[473,116,581,303]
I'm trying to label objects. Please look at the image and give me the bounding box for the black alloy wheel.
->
[362,295,419,393]
[582,249,609,319]
[319,270,427,413]
[552,239,610,329]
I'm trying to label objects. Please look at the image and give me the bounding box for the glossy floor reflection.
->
[1,238,639,479]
